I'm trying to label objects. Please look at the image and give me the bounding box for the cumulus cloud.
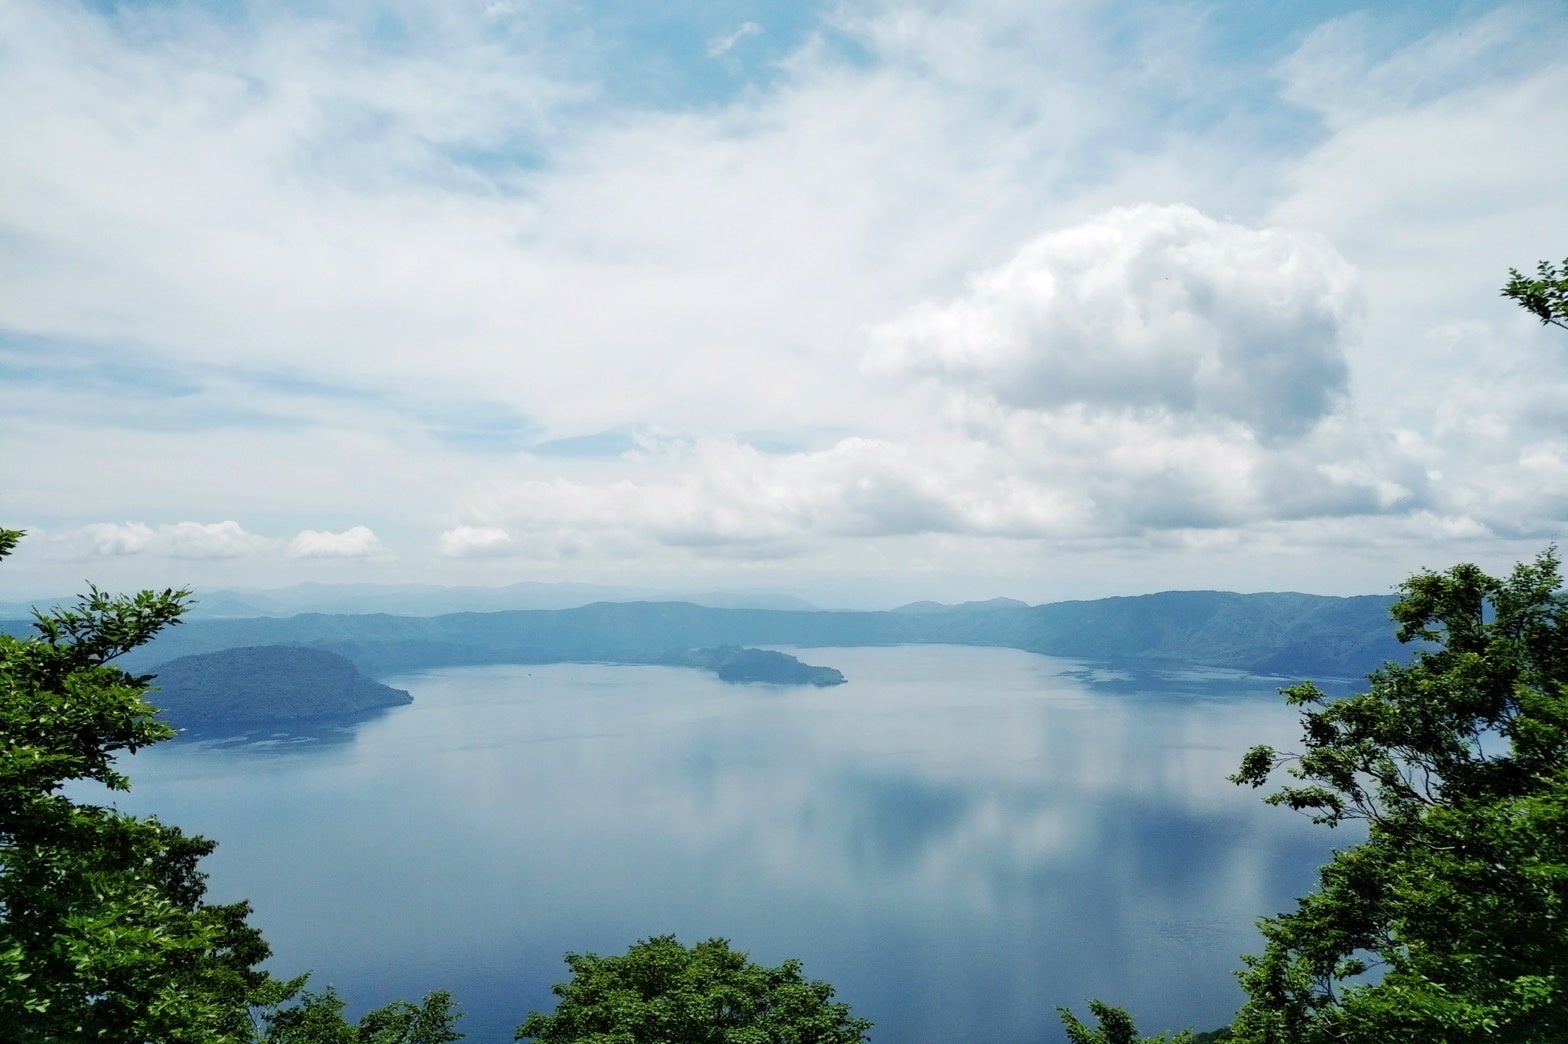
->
[287,526,385,558]
[865,204,1360,440]
[438,525,515,557]
[80,520,271,559]
[82,522,156,556]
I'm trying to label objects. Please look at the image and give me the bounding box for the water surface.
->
[115,645,1340,1043]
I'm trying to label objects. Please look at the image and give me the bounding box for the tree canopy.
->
[0,527,272,1040]
[1227,550,1568,1042]
[516,935,872,1044]
[255,983,464,1044]
[1503,257,1568,330]
[1058,1000,1193,1044]
[0,528,464,1042]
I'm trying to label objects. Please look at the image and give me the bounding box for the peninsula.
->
[148,645,412,730]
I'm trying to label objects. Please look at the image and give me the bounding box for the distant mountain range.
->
[0,580,822,620]
[8,588,1401,682]
[2,589,1412,732]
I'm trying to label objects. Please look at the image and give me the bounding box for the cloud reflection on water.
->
[119,646,1339,1043]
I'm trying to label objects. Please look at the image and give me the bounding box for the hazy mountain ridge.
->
[0,581,821,620]
[6,588,1409,683]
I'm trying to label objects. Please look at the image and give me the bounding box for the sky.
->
[2,0,1567,609]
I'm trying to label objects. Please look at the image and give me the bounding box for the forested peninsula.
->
[146,646,412,730]
[140,642,844,729]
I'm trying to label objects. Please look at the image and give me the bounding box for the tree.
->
[515,935,872,1044]
[1227,550,1568,1042]
[1058,1000,1193,1044]
[354,990,465,1044]
[0,527,467,1042]
[0,527,272,1040]
[1502,257,1568,330]
[257,983,464,1044]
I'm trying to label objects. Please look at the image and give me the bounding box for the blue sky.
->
[2,0,1566,607]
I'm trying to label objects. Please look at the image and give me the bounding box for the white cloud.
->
[1258,5,1568,552]
[287,526,385,558]
[438,525,515,557]
[78,521,272,559]
[82,522,156,556]
[1276,6,1548,129]
[864,204,1360,440]
[450,415,1423,561]
[3,1,1565,602]
[707,21,761,59]
[163,521,274,559]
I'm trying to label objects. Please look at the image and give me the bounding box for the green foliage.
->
[0,528,273,1041]
[354,990,464,1044]
[1503,258,1568,330]
[257,981,463,1044]
[1228,550,1568,1043]
[261,985,359,1044]
[1057,1000,1193,1043]
[0,530,462,1042]
[516,935,871,1044]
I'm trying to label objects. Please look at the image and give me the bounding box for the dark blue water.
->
[107,646,1338,1043]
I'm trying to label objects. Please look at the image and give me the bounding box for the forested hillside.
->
[147,646,412,729]
[21,589,1404,681]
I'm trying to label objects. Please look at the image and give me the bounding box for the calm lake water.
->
[109,645,1344,1043]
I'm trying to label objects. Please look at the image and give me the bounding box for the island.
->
[683,646,846,686]
[146,645,413,730]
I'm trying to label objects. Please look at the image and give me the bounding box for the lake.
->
[109,645,1344,1043]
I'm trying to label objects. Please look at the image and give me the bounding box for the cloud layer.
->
[2,0,1565,603]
